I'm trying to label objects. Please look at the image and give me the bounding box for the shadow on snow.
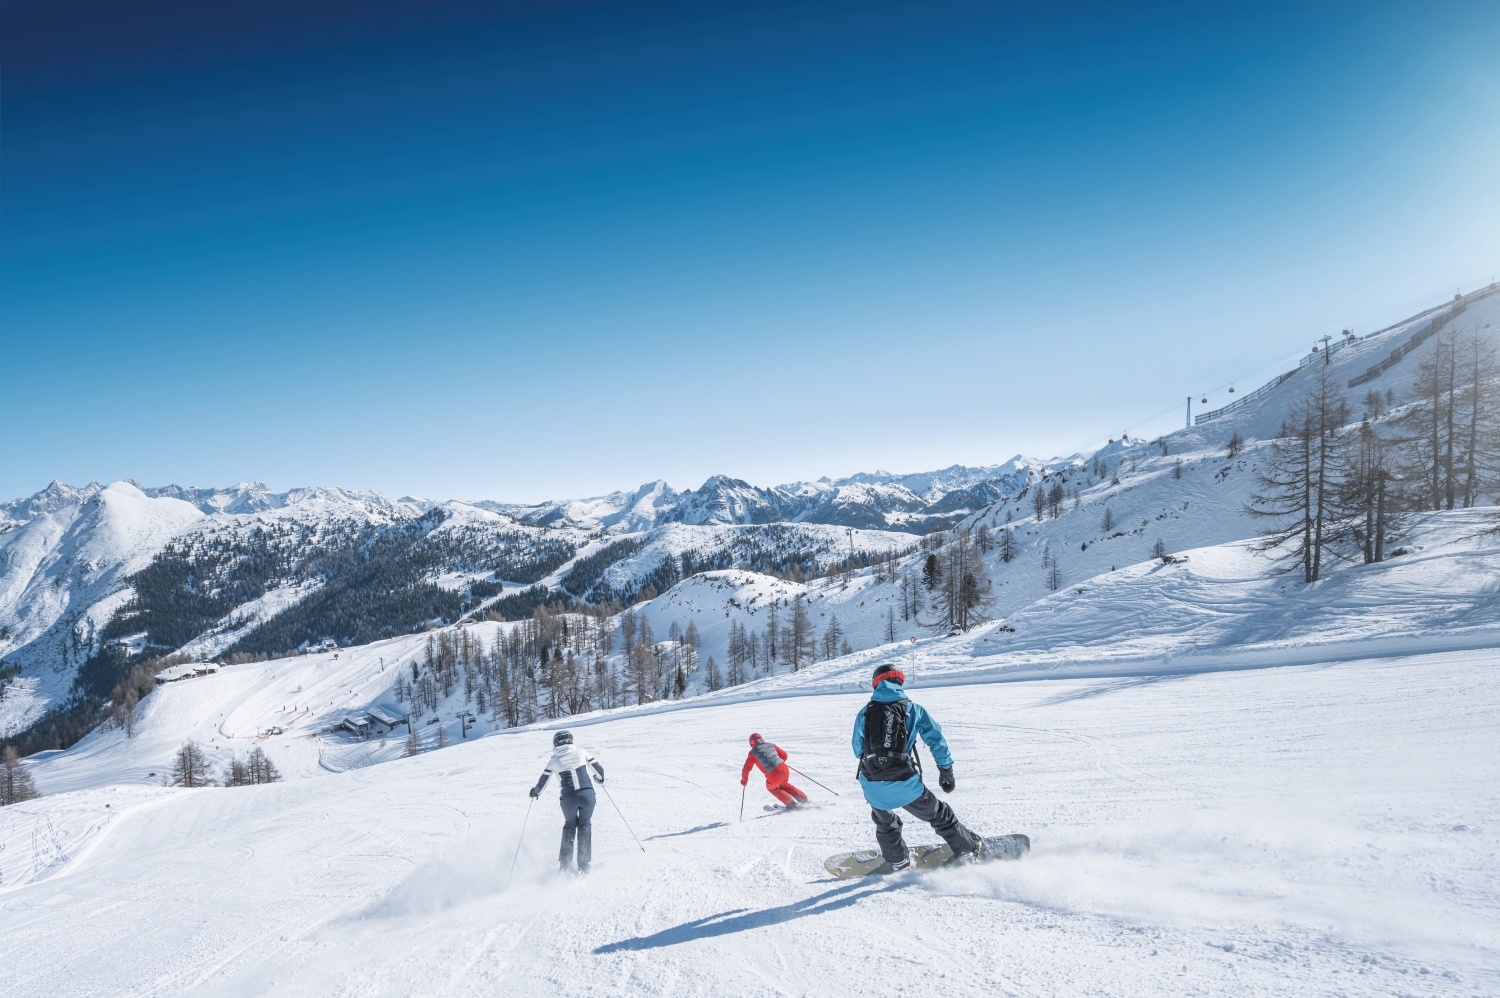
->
[644,822,730,841]
[593,880,912,953]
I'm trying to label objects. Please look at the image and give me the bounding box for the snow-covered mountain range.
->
[2,285,1497,748]
[0,459,1043,737]
[476,458,1044,532]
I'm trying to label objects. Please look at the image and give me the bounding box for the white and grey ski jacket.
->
[532,744,604,795]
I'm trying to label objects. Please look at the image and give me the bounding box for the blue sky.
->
[4,0,1498,502]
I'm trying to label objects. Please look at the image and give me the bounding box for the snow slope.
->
[1180,286,1500,453]
[28,626,517,797]
[1,646,1494,996]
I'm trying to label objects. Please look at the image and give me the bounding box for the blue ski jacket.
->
[851,680,954,810]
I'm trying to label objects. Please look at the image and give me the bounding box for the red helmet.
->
[871,668,906,690]
[749,732,763,745]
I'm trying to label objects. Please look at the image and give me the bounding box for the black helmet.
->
[553,730,573,747]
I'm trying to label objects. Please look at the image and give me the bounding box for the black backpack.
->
[859,699,919,782]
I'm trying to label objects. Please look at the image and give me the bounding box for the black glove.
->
[528,786,541,799]
[938,767,955,793]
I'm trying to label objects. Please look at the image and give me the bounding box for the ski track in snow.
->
[2,648,1496,996]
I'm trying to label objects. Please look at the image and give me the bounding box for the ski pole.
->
[601,783,646,852]
[739,783,746,822]
[505,796,534,890]
[786,765,839,797]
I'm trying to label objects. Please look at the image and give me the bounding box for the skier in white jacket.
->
[530,730,605,873]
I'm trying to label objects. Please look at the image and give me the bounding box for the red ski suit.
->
[741,743,808,806]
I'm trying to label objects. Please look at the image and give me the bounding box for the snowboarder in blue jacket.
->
[852,665,981,873]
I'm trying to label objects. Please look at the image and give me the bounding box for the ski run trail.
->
[1,643,1497,996]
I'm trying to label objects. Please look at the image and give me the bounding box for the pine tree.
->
[1453,327,1500,508]
[224,755,251,787]
[1047,481,1064,518]
[171,741,213,787]
[999,525,1015,563]
[1247,363,1349,583]
[1152,538,1168,559]
[1227,432,1244,459]
[0,746,40,805]
[1032,486,1046,522]
[885,606,897,644]
[1173,459,1183,480]
[976,524,992,553]
[437,725,449,749]
[705,655,723,692]
[922,554,941,590]
[786,599,814,671]
[821,614,843,660]
[247,745,281,783]
[620,610,636,658]
[673,664,686,698]
[1400,330,1458,511]
[629,638,654,705]
[406,727,420,756]
[932,528,993,631]
[1101,507,1114,532]
[1341,419,1393,564]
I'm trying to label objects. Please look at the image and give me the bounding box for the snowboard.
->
[823,833,1030,879]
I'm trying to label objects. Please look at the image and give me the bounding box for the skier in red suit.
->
[740,732,809,807]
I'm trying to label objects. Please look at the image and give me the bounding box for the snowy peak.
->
[136,482,431,517]
[0,480,105,526]
[0,481,206,726]
[619,480,680,530]
[666,476,790,525]
[829,460,1044,502]
[136,481,281,514]
[477,479,680,532]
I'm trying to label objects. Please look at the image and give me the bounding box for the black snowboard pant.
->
[871,786,978,864]
[559,788,596,869]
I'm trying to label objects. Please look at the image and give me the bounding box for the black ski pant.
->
[559,788,596,869]
[871,786,977,864]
